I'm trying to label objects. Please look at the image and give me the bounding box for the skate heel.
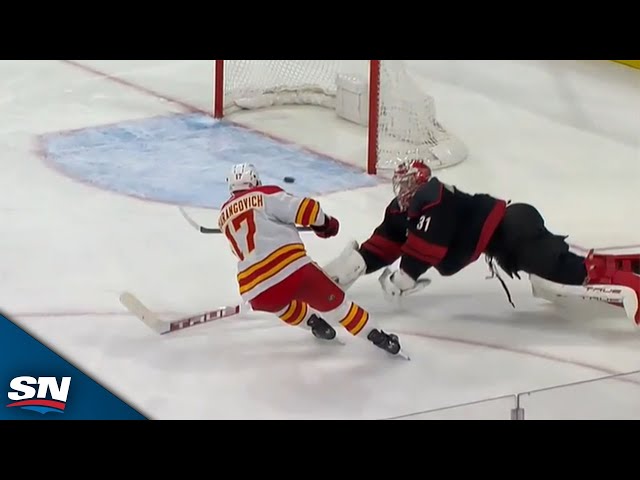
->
[307,314,337,340]
[367,329,409,359]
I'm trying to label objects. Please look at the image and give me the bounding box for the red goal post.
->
[213,60,468,175]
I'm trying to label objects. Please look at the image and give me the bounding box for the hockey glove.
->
[311,215,340,239]
[322,240,366,290]
[378,267,432,301]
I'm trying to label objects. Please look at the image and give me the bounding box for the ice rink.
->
[1,60,639,419]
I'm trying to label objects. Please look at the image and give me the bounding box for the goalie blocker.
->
[323,159,640,325]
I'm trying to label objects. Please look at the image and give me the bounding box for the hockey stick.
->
[119,292,245,335]
[120,292,350,346]
[178,206,223,234]
[178,206,313,234]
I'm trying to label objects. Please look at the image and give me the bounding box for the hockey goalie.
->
[323,159,640,325]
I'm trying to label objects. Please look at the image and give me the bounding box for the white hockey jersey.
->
[218,185,327,302]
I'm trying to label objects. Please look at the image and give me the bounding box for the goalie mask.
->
[392,159,432,210]
[227,163,262,194]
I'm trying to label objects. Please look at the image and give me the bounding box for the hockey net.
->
[213,60,468,175]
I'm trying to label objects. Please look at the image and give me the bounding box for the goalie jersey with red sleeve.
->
[359,177,507,280]
[218,185,328,302]
[399,178,507,280]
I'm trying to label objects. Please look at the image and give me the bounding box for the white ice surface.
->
[1,60,639,419]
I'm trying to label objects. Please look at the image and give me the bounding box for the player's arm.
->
[265,187,339,238]
[381,180,455,297]
[358,201,407,273]
[400,180,455,279]
[322,200,406,290]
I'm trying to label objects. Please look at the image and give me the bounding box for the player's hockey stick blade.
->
[178,206,313,235]
[178,206,221,234]
[119,292,242,335]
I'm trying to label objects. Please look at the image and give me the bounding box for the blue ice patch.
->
[40,113,381,209]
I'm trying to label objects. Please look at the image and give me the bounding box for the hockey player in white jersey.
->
[218,163,406,356]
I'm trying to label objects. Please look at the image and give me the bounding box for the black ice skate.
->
[367,329,409,359]
[307,314,336,340]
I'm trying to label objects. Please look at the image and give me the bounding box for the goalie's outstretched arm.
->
[381,181,455,297]
[323,199,408,289]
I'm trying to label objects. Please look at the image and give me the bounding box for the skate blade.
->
[312,334,345,346]
[396,351,411,361]
[380,348,410,360]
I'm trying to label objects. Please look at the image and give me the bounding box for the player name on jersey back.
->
[218,192,265,230]
[218,186,316,302]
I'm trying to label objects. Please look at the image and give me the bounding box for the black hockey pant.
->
[485,203,587,286]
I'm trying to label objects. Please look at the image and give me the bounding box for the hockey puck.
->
[284,176,295,183]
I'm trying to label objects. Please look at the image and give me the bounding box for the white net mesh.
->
[217,60,468,172]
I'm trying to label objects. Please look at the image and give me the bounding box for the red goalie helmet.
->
[392,159,432,210]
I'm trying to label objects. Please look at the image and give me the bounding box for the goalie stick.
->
[178,206,313,234]
[119,292,244,335]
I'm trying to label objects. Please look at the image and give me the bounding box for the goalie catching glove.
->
[378,267,432,300]
[323,240,431,297]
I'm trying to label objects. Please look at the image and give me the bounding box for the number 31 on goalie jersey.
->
[224,211,257,261]
[417,215,431,232]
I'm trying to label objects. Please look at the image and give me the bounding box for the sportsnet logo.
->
[6,376,71,414]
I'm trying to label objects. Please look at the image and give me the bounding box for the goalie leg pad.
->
[585,251,640,324]
[321,240,367,290]
[530,274,639,325]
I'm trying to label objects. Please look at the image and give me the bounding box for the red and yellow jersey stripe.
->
[339,303,370,336]
[278,301,309,326]
[237,243,307,296]
[295,198,321,226]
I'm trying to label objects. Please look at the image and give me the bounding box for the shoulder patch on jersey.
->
[408,178,443,216]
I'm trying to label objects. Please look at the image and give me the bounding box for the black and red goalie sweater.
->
[359,177,508,281]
